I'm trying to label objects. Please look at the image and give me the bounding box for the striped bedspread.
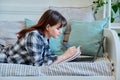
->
[0,58,113,76]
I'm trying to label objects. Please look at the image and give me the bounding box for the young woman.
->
[0,9,78,66]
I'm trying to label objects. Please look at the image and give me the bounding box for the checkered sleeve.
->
[25,32,44,66]
[25,31,57,66]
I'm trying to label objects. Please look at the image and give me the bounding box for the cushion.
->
[49,6,95,44]
[68,18,108,56]
[24,18,37,28]
[24,18,66,55]
[0,21,25,46]
[49,6,95,23]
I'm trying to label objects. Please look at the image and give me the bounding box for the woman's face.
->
[46,23,62,39]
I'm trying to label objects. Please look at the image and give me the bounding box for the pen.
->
[62,44,70,49]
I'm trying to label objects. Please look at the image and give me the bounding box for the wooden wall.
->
[0,0,93,21]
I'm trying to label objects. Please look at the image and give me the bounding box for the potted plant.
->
[92,0,120,23]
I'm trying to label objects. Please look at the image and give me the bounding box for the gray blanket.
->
[0,58,112,76]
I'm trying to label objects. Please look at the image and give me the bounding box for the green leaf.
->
[112,4,118,13]
[118,2,120,8]
[111,17,114,23]
[118,33,120,37]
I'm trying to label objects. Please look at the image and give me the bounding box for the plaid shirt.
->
[0,30,57,66]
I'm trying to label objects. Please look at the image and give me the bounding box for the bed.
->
[0,0,120,80]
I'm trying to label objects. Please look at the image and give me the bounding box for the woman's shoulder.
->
[27,30,45,40]
[29,30,39,34]
[24,30,48,45]
[28,30,41,36]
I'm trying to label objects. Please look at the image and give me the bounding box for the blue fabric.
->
[68,18,108,56]
[24,18,37,28]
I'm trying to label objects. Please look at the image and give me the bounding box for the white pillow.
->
[49,6,95,22]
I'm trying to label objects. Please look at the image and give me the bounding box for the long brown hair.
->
[17,9,67,39]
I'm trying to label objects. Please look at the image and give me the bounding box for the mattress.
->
[0,57,113,76]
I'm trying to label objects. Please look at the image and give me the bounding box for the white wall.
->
[0,0,94,21]
[0,0,50,21]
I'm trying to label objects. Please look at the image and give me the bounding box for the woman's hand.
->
[53,46,78,64]
[64,46,77,57]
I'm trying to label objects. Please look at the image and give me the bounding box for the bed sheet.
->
[0,57,112,76]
